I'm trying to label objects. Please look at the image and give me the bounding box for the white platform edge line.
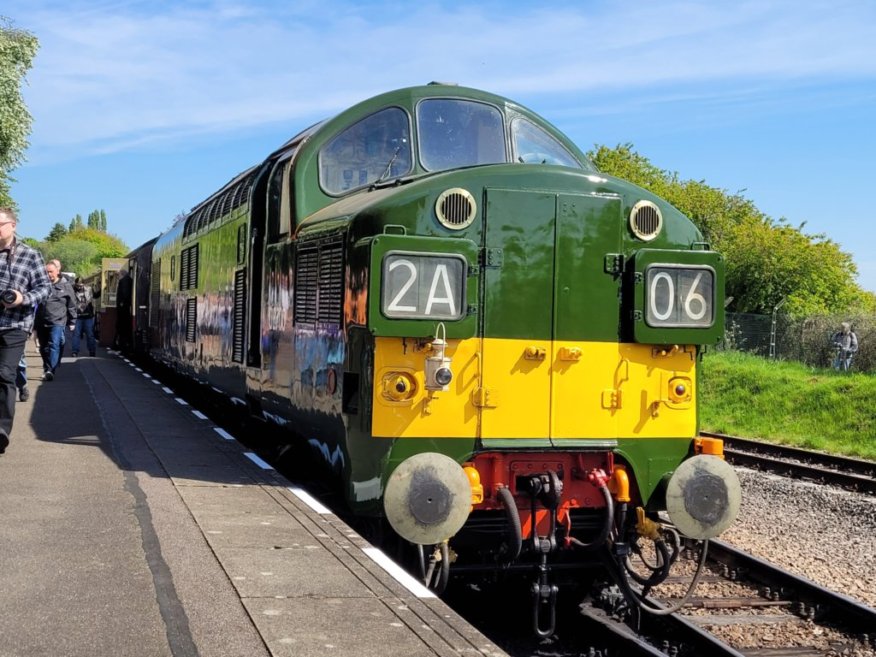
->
[288,487,331,515]
[174,397,189,406]
[162,386,173,393]
[362,547,436,598]
[244,452,274,470]
[191,410,208,420]
[213,427,236,441]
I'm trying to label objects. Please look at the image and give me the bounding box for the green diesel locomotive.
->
[137,83,740,633]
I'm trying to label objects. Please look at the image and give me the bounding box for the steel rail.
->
[576,605,672,656]
[593,540,876,656]
[632,604,748,657]
[702,431,876,495]
[707,539,876,633]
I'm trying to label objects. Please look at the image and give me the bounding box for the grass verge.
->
[700,350,876,460]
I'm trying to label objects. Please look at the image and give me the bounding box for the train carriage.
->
[125,237,157,356]
[145,83,740,633]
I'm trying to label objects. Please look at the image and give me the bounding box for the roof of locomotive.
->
[175,83,596,235]
[288,83,595,220]
[276,83,588,158]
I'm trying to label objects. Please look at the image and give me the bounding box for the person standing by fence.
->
[831,322,859,371]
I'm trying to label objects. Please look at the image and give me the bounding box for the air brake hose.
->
[662,526,683,565]
[568,483,615,550]
[418,542,450,595]
[624,538,672,587]
[615,502,628,539]
[622,539,711,616]
[497,486,522,561]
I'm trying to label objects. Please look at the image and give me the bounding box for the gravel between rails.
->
[639,468,876,656]
[721,468,876,608]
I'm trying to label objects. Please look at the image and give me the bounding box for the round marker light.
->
[668,376,692,404]
[435,367,453,387]
[382,372,417,401]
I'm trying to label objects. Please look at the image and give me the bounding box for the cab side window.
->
[319,107,412,195]
[267,158,293,242]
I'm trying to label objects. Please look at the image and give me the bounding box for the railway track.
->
[586,539,876,656]
[703,431,876,495]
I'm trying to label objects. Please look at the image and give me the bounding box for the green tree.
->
[69,213,84,231]
[589,143,765,245]
[46,222,67,241]
[85,208,109,231]
[856,290,876,314]
[40,226,128,276]
[589,144,670,195]
[721,218,859,315]
[0,17,39,206]
[46,239,99,275]
[589,144,866,317]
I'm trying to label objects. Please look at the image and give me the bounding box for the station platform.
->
[0,347,507,657]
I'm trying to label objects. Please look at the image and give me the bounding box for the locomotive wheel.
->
[416,542,450,595]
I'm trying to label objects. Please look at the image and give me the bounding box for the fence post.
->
[770,298,786,359]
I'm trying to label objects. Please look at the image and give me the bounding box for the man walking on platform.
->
[35,260,76,381]
[0,207,51,455]
[71,277,96,357]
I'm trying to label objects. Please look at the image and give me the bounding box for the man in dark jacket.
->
[35,260,76,381]
[71,277,96,357]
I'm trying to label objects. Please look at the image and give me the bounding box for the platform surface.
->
[0,346,507,657]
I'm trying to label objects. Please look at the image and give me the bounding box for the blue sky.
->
[6,0,876,292]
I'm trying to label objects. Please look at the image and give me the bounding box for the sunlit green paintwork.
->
[146,84,725,518]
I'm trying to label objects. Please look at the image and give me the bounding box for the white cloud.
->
[8,0,876,161]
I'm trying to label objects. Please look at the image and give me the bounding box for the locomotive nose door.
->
[479,189,622,445]
[479,189,556,446]
[550,193,623,441]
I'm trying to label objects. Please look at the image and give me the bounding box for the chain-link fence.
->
[724,312,875,373]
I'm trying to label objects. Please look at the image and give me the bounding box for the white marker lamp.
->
[425,322,453,391]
